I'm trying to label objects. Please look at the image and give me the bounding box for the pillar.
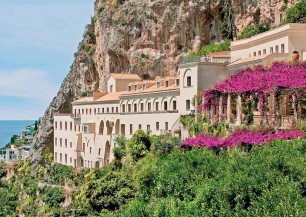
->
[218,95,223,123]
[227,94,231,124]
[236,94,242,125]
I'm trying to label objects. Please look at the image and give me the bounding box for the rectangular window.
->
[128,86,131,91]
[275,45,279,53]
[165,80,169,87]
[139,124,142,130]
[165,122,169,131]
[55,152,57,162]
[60,122,62,130]
[155,102,159,111]
[156,122,160,130]
[65,154,67,164]
[70,157,72,164]
[128,104,131,112]
[65,122,67,130]
[173,101,177,110]
[70,122,72,131]
[86,109,88,115]
[142,84,146,89]
[116,107,119,113]
[70,142,72,148]
[270,47,273,53]
[65,139,67,148]
[122,105,126,113]
[258,50,261,56]
[176,79,180,86]
[107,108,109,113]
[60,138,62,147]
[186,100,191,111]
[157,82,160,88]
[281,44,285,53]
[134,104,137,112]
[83,125,88,134]
[164,101,168,111]
[187,76,192,87]
[110,85,113,92]
[98,108,100,113]
[102,108,105,113]
[263,49,266,54]
[112,107,114,113]
[141,103,144,112]
[94,108,96,115]
[130,124,133,135]
[134,85,137,91]
[147,125,150,131]
[253,52,256,57]
[148,103,151,112]
[60,153,62,163]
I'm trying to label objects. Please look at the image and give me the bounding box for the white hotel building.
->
[54,23,306,169]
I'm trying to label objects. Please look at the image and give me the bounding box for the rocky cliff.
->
[31,0,294,169]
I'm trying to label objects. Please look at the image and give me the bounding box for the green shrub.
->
[127,130,151,163]
[238,24,270,40]
[285,0,306,23]
[150,133,181,155]
[40,186,65,216]
[0,163,6,178]
[186,40,230,59]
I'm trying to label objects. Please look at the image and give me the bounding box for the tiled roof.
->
[121,83,179,96]
[110,73,141,80]
[96,92,126,101]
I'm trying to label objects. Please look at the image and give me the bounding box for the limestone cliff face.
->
[31,0,293,169]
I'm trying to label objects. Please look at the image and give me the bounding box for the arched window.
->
[99,121,104,134]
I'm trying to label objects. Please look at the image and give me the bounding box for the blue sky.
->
[0,0,94,120]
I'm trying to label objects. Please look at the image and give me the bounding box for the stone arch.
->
[161,97,168,111]
[169,96,178,110]
[145,99,152,112]
[153,98,160,111]
[99,120,104,134]
[104,141,111,166]
[115,119,120,135]
[138,99,144,112]
[106,121,112,135]
[183,69,192,87]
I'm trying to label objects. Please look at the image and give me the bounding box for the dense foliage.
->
[183,128,306,149]
[105,138,306,216]
[201,61,306,109]
[285,0,306,23]
[183,40,230,63]
[237,24,270,40]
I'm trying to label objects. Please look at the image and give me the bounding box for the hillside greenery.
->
[285,0,306,23]
[237,24,270,40]
[0,128,305,216]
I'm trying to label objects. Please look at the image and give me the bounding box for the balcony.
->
[120,110,179,115]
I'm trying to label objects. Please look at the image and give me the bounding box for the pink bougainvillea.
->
[200,62,306,110]
[182,129,306,149]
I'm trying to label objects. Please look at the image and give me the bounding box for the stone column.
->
[227,94,231,124]
[292,94,298,125]
[236,94,242,125]
[218,95,223,123]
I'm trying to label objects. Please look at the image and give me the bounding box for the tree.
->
[127,130,151,163]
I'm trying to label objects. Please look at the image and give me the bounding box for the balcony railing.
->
[120,110,179,115]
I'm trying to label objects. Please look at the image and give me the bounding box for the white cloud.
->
[0,68,59,100]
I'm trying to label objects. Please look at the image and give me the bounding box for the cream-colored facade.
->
[54,23,306,169]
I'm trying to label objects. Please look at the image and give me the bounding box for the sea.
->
[0,120,35,148]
